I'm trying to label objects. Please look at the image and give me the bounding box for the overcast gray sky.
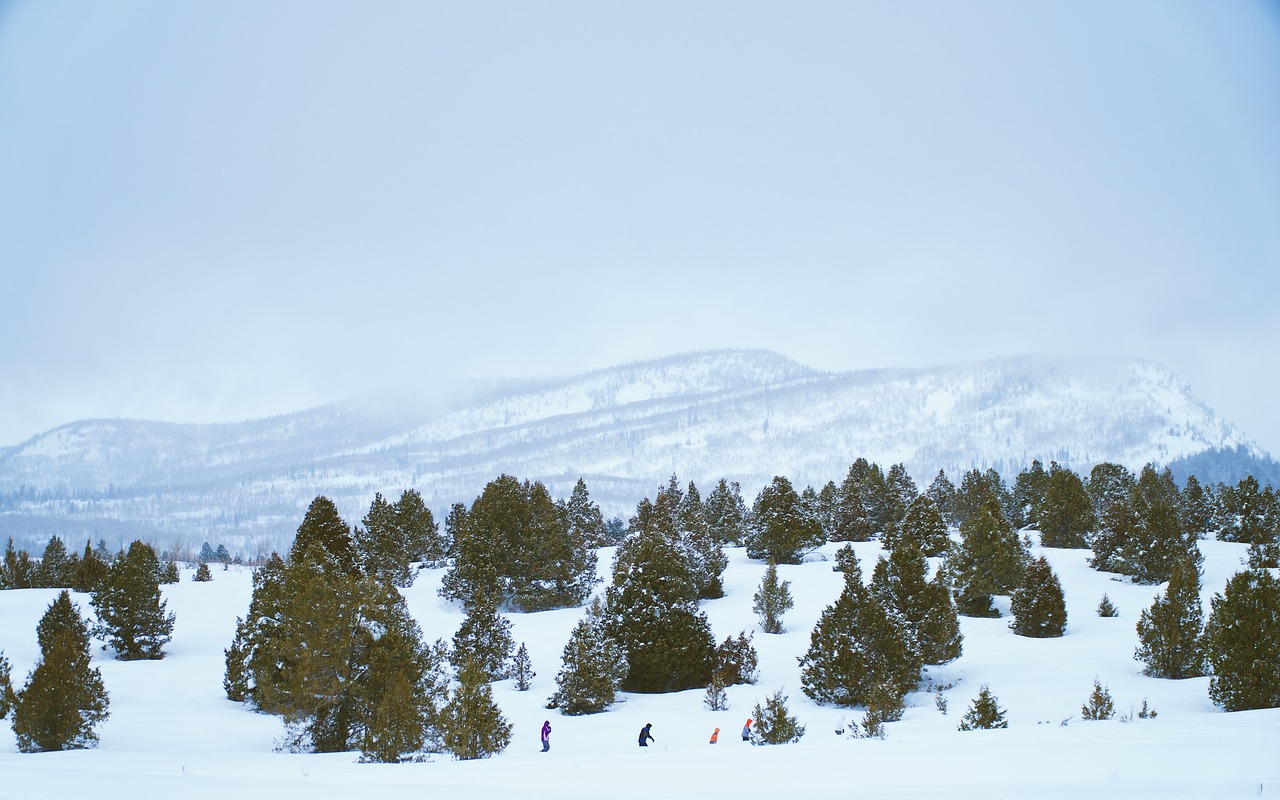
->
[2,1,1278,454]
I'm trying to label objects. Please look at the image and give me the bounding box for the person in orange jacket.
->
[741,718,753,742]
[710,727,719,744]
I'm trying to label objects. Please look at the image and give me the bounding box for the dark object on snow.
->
[541,719,551,752]
[638,723,654,747]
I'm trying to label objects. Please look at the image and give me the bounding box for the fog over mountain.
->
[0,351,1267,554]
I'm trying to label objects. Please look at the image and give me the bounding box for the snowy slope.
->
[0,534,1275,799]
[0,351,1263,553]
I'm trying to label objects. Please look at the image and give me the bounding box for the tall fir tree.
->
[926,469,958,528]
[34,535,71,588]
[870,540,962,664]
[679,480,728,599]
[450,592,515,682]
[830,459,876,542]
[439,657,512,760]
[752,560,793,634]
[564,478,609,549]
[1179,475,1217,540]
[704,478,749,546]
[1204,568,1280,711]
[1011,460,1049,530]
[1134,556,1206,678]
[11,591,110,752]
[91,540,176,660]
[884,495,950,556]
[292,495,361,575]
[1009,556,1067,638]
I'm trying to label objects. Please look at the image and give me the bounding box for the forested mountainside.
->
[0,350,1266,552]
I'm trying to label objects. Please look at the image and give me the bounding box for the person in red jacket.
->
[710,727,719,744]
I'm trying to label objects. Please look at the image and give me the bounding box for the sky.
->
[2,1,1279,454]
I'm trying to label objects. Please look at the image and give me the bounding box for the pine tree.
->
[949,499,1027,617]
[679,480,728,599]
[870,540,962,664]
[11,591,110,752]
[957,684,1007,730]
[450,592,515,682]
[71,540,110,593]
[1087,463,1134,522]
[1097,594,1119,617]
[193,562,213,582]
[799,578,921,708]
[1081,678,1114,720]
[547,604,627,715]
[1012,460,1049,529]
[292,495,360,575]
[440,658,512,760]
[705,478,749,546]
[223,552,288,704]
[2,538,35,589]
[0,650,15,720]
[1110,465,1197,585]
[91,540,176,660]
[832,543,863,582]
[1179,475,1216,539]
[753,560,793,634]
[712,631,759,686]
[1037,463,1095,549]
[1009,556,1067,638]
[1204,568,1280,711]
[34,535,71,588]
[751,689,805,745]
[394,488,445,568]
[511,642,535,691]
[603,532,715,693]
[746,476,825,564]
[953,469,1011,529]
[704,674,729,711]
[1134,556,1206,678]
[886,495,950,557]
[926,469,958,528]
[830,460,875,542]
[564,478,609,549]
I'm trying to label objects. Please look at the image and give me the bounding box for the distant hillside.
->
[0,350,1267,553]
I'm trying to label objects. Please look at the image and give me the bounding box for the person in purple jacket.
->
[541,720,552,752]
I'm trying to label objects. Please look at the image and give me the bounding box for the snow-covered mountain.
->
[0,351,1264,552]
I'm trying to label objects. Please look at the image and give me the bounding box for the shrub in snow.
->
[11,591,110,752]
[450,592,515,682]
[511,642,535,691]
[1009,556,1067,638]
[193,562,212,582]
[1134,556,1205,679]
[957,684,1008,731]
[751,689,805,745]
[439,657,512,760]
[1081,679,1115,720]
[704,675,729,711]
[713,631,759,686]
[0,650,14,719]
[547,607,626,715]
[1205,568,1280,712]
[1096,594,1118,617]
[883,495,950,557]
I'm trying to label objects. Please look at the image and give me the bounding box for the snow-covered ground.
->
[1,535,1276,799]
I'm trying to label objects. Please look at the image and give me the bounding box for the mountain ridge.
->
[0,350,1266,552]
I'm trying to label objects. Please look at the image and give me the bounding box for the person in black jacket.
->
[638,723,654,747]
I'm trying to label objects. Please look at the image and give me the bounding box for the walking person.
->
[741,718,753,742]
[710,727,719,744]
[638,722,654,747]
[541,719,551,752]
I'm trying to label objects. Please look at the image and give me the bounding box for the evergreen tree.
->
[292,495,360,575]
[704,674,729,711]
[355,491,400,585]
[871,540,962,664]
[953,468,1011,529]
[712,631,759,686]
[885,495,950,557]
[814,480,841,541]
[679,480,728,599]
[91,540,176,660]
[1134,556,1205,678]
[11,591,110,752]
[1009,556,1067,638]
[750,689,805,744]
[1179,475,1216,539]
[34,535,71,588]
[1011,460,1049,529]
[439,658,512,760]
[71,540,110,593]
[879,463,918,535]
[798,577,921,708]
[1204,568,1280,711]
[752,560,793,634]
[949,500,1027,617]
[926,469,958,528]
[1087,462,1135,521]
[957,684,1008,731]
[830,459,875,542]
[1216,476,1278,544]
[450,592,515,682]
[564,478,609,549]
[705,478,749,546]
[395,488,445,568]
[1081,678,1115,720]
[746,476,825,564]
[603,532,715,693]
[1111,465,1197,584]
[511,642,535,691]
[2,538,35,589]
[547,604,627,715]
[224,553,288,704]
[1038,463,1095,548]
[0,650,14,720]
[193,562,213,582]
[832,543,863,583]
[1097,594,1119,617]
